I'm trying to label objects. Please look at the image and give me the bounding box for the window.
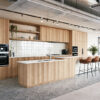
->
[98,37,100,55]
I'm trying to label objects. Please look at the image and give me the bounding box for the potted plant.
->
[88,45,98,56]
[10,25,17,38]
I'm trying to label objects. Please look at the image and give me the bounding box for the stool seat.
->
[79,57,92,76]
[80,57,92,64]
[92,56,99,62]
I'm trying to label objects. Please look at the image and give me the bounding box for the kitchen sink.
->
[37,59,55,62]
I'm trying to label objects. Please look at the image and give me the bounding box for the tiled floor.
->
[0,71,100,100]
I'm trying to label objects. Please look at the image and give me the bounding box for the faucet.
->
[47,54,52,60]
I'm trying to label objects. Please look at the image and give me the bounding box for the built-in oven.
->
[0,44,9,66]
[72,46,78,52]
[0,44,9,52]
[72,46,78,56]
[0,53,9,66]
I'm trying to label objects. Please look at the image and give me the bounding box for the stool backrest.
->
[86,57,92,63]
[93,56,99,62]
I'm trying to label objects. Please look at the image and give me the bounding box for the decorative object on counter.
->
[9,50,12,57]
[62,49,69,55]
[28,36,31,40]
[9,50,15,57]
[10,25,17,38]
[33,35,38,40]
[88,45,98,56]
[20,36,25,39]
[35,35,38,40]
[12,52,15,57]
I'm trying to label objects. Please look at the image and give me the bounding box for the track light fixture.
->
[0,9,98,31]
[40,17,44,23]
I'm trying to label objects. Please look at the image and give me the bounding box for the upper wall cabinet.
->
[40,26,69,43]
[40,26,47,41]
[0,18,9,44]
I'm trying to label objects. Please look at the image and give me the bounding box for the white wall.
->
[87,32,100,56]
[75,31,100,74]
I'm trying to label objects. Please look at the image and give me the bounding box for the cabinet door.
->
[47,27,58,42]
[47,27,52,41]
[71,30,87,56]
[52,28,57,42]
[40,26,47,41]
[64,30,69,42]
[0,18,9,44]
[59,29,64,42]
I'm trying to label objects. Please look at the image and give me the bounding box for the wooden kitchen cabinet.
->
[64,30,69,42]
[40,26,69,42]
[18,57,77,88]
[40,26,47,41]
[69,30,87,56]
[0,18,9,44]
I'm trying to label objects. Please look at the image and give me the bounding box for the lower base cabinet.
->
[0,57,50,80]
[18,58,77,88]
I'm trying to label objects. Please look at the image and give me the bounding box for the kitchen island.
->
[18,57,78,88]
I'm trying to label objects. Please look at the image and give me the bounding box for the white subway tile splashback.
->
[9,40,66,57]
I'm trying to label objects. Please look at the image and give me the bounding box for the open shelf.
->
[9,38,40,42]
[9,20,40,41]
[9,30,40,34]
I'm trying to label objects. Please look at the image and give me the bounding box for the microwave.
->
[72,46,78,53]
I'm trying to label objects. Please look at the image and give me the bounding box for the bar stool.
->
[79,57,92,75]
[92,56,99,71]
[99,58,100,69]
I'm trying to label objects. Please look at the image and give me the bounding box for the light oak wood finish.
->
[69,30,87,56]
[0,18,9,44]
[0,56,50,80]
[18,57,77,88]
[9,30,40,34]
[40,26,47,41]
[40,26,69,42]
[9,20,40,41]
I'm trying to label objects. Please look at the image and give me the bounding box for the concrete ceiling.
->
[0,0,100,32]
[55,0,100,16]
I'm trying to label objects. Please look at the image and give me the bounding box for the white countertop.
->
[17,59,64,64]
[55,56,80,59]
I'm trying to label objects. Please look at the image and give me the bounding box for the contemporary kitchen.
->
[0,0,100,100]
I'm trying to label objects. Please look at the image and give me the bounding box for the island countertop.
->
[17,59,64,64]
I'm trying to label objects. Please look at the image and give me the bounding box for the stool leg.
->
[98,62,100,71]
[78,63,81,75]
[87,64,89,78]
[95,63,97,71]
[84,64,85,73]
[98,62,99,70]
[90,63,93,76]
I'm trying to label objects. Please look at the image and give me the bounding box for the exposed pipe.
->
[96,0,100,3]
[40,0,100,22]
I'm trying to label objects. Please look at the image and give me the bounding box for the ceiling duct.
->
[91,0,100,12]
[0,0,18,9]
[8,0,18,2]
